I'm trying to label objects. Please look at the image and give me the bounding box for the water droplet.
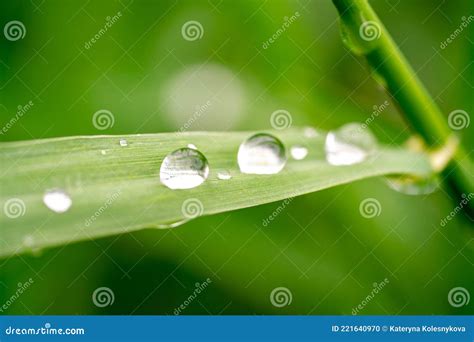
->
[339,18,379,56]
[217,170,232,180]
[160,148,209,189]
[303,127,319,138]
[101,150,106,155]
[119,139,128,147]
[238,133,286,174]
[339,22,365,55]
[187,144,197,150]
[43,189,72,213]
[290,145,308,160]
[325,123,377,166]
[385,175,439,196]
[156,219,189,229]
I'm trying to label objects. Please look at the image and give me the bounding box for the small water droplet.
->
[325,123,377,166]
[101,150,106,155]
[187,144,197,150]
[385,175,439,196]
[43,189,72,213]
[160,148,210,189]
[237,133,286,174]
[290,145,308,160]
[303,127,319,138]
[156,219,189,229]
[119,139,128,147]
[217,170,232,180]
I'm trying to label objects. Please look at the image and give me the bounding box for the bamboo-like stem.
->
[332,0,474,215]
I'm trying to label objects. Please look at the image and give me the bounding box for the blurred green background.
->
[1,0,473,315]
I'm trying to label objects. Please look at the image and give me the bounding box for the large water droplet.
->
[290,145,308,160]
[160,148,210,189]
[217,170,232,180]
[43,189,72,213]
[238,133,286,174]
[385,175,439,196]
[325,123,377,166]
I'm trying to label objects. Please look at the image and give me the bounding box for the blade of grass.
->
[0,128,432,257]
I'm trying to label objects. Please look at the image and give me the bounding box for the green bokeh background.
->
[1,0,473,315]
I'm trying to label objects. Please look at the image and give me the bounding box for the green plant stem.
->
[332,0,474,215]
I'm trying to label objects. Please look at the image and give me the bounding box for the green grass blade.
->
[0,128,432,257]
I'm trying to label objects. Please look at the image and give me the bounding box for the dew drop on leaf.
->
[238,133,286,174]
[325,123,377,166]
[43,189,72,213]
[385,175,439,195]
[160,148,210,189]
[156,219,190,229]
[119,139,128,147]
[290,145,308,160]
[217,170,232,180]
